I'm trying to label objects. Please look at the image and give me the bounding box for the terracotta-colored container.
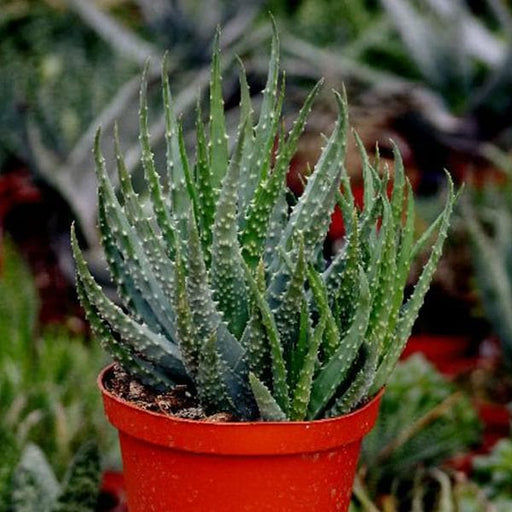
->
[401,334,478,376]
[99,366,383,512]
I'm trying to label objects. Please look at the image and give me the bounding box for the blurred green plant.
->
[360,355,481,498]
[464,152,512,367]
[5,442,100,512]
[0,240,115,479]
[1,0,265,247]
[473,436,512,508]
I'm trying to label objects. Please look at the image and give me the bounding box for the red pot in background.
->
[97,471,127,512]
[99,366,383,512]
[475,401,511,452]
[401,334,479,376]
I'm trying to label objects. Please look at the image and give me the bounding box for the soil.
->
[105,364,237,422]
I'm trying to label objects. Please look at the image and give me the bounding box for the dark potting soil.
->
[106,364,237,422]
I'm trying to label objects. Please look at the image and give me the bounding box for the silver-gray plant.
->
[72,26,456,421]
[465,155,512,368]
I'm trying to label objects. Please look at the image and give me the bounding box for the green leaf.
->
[275,240,307,361]
[241,20,281,204]
[390,140,406,228]
[243,261,289,413]
[367,198,397,350]
[196,333,233,415]
[308,266,371,419]
[215,323,258,419]
[194,103,215,263]
[240,79,322,267]
[240,309,271,381]
[372,175,456,393]
[186,212,220,343]
[290,315,326,420]
[72,227,187,384]
[138,70,177,258]
[326,341,378,417]
[94,130,178,342]
[173,239,201,378]
[208,29,229,192]
[113,124,176,311]
[290,298,313,390]
[306,265,340,360]
[211,120,249,337]
[11,445,59,512]
[280,90,349,256]
[75,269,173,390]
[162,56,190,234]
[53,442,101,512]
[249,373,287,421]
[236,57,256,221]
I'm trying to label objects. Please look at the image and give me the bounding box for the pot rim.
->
[98,364,384,455]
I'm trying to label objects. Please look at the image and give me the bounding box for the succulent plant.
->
[360,355,481,497]
[473,436,512,504]
[464,160,512,367]
[72,25,456,422]
[8,442,100,512]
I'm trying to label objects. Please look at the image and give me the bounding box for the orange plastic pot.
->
[99,366,383,512]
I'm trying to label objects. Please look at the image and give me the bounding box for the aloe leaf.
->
[11,444,59,512]
[215,323,258,419]
[275,239,307,360]
[353,131,377,215]
[76,278,175,392]
[211,120,249,337]
[326,340,378,417]
[331,215,361,336]
[161,58,190,236]
[306,265,340,360]
[178,123,201,231]
[263,191,288,273]
[236,57,256,220]
[240,20,281,209]
[390,140,406,228]
[380,180,415,356]
[411,207,444,261]
[240,79,322,267]
[280,90,348,255]
[53,442,100,512]
[249,373,287,421]
[290,315,326,421]
[97,196,161,334]
[139,68,177,258]
[173,239,201,378]
[336,187,354,236]
[243,261,289,413]
[186,212,219,342]
[466,202,512,365]
[308,266,371,419]
[209,29,229,192]
[197,333,233,414]
[75,267,174,389]
[95,130,178,342]
[194,103,215,262]
[367,198,397,349]
[372,176,456,392]
[113,124,176,302]
[240,309,270,380]
[290,298,313,390]
[72,227,187,382]
[323,208,358,300]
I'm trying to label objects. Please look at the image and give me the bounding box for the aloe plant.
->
[361,355,480,498]
[72,25,456,421]
[8,442,100,512]
[465,158,512,367]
